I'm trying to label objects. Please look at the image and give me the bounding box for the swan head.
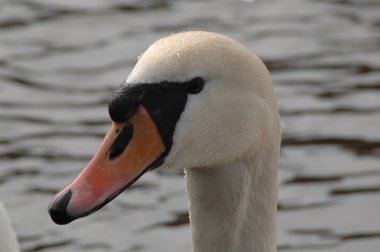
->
[48,31,280,225]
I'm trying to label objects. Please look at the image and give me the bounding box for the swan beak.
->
[48,106,165,224]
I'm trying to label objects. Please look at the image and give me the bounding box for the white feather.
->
[0,202,20,252]
[126,31,281,252]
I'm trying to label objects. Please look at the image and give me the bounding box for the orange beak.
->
[49,105,165,224]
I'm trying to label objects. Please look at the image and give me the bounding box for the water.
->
[0,0,380,251]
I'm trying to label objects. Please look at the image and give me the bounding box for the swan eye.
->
[186,77,205,94]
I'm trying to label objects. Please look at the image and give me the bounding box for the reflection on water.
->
[1,0,380,251]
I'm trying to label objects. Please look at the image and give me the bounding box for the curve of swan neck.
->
[0,202,20,252]
[185,151,278,252]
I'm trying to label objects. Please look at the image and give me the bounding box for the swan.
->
[48,31,281,252]
[0,202,20,252]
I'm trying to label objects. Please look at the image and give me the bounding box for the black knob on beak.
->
[108,84,141,123]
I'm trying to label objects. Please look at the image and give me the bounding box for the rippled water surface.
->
[1,0,380,251]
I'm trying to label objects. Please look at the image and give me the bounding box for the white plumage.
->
[0,202,20,252]
[129,31,281,252]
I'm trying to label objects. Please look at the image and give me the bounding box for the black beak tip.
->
[48,190,75,225]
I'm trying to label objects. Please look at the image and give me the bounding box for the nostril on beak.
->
[109,123,134,160]
[48,189,75,225]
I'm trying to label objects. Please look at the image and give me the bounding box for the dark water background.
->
[1,0,380,251]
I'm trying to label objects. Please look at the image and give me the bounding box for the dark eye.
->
[186,77,205,94]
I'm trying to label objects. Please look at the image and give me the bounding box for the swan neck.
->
[0,203,20,252]
[185,154,277,252]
